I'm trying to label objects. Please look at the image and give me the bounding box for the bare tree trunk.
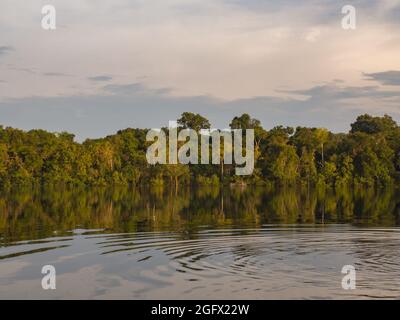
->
[321,143,325,167]
[220,159,224,182]
[220,190,224,216]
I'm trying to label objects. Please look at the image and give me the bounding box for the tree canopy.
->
[1,113,399,188]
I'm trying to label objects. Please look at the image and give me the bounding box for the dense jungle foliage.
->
[1,113,400,188]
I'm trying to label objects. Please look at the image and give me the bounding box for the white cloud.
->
[0,0,399,136]
[304,29,321,42]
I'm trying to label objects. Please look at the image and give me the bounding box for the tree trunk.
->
[220,159,224,182]
[321,143,325,167]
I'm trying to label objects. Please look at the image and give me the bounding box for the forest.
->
[1,113,400,188]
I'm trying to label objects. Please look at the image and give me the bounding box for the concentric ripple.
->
[1,226,400,299]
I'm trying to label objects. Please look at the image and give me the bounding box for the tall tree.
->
[177,112,211,132]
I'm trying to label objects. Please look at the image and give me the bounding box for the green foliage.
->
[177,112,211,132]
[1,113,399,188]
[229,113,261,130]
[351,114,397,134]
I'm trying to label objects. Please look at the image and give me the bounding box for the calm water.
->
[0,186,399,299]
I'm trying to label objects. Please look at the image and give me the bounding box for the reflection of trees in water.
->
[0,186,399,243]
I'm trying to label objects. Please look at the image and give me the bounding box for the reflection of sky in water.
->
[0,187,399,299]
[1,226,399,299]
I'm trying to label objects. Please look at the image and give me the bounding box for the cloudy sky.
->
[0,0,400,141]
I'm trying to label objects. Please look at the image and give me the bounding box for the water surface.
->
[0,186,399,299]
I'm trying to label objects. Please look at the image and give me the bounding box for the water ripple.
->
[1,225,399,299]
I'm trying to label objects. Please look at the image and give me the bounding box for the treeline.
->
[1,113,400,188]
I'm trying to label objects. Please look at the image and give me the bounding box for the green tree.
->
[177,112,211,132]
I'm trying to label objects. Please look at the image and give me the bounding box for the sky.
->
[0,0,400,141]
